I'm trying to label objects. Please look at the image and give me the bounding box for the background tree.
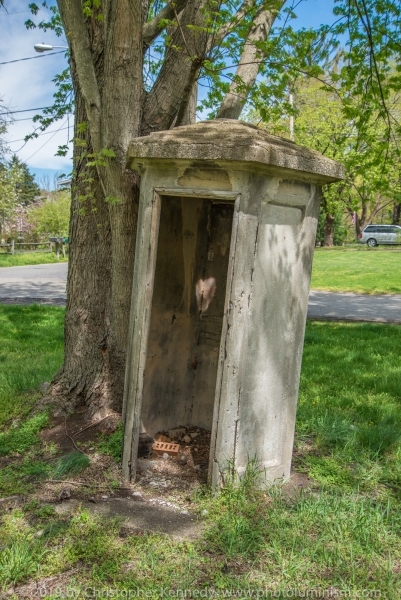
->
[393,202,401,224]
[23,0,401,419]
[0,161,23,237]
[29,190,70,238]
[8,155,40,206]
[0,97,10,162]
[0,154,40,238]
[248,76,401,245]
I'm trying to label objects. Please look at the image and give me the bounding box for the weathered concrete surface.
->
[125,120,345,488]
[54,498,201,541]
[127,119,345,183]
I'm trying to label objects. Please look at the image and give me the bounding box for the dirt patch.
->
[40,407,120,454]
[36,453,130,506]
[37,420,212,502]
[282,471,316,497]
[2,568,87,600]
[136,426,211,492]
[27,425,213,517]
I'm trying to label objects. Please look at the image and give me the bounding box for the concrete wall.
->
[211,174,319,486]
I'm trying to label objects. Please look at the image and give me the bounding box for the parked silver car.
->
[359,224,401,247]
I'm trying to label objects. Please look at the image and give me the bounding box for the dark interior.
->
[140,195,234,436]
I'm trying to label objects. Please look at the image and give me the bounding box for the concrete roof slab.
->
[127,119,344,183]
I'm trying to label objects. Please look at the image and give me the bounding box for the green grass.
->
[0,412,49,456]
[97,422,123,460]
[53,452,90,478]
[311,247,401,294]
[297,321,401,492]
[0,540,45,586]
[0,252,68,268]
[0,305,64,430]
[0,459,51,497]
[0,305,65,497]
[1,307,401,595]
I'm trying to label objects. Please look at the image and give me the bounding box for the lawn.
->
[0,253,68,268]
[0,306,400,597]
[311,247,401,294]
[0,305,64,430]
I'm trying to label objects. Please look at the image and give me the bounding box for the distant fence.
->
[0,241,67,256]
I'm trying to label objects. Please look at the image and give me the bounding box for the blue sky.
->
[0,1,71,186]
[0,0,336,188]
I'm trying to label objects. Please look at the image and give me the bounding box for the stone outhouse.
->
[122,120,343,488]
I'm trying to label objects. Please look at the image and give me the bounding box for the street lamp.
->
[34,43,68,52]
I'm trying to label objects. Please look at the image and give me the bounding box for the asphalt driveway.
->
[0,263,400,323]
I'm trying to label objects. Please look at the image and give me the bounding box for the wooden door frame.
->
[122,186,241,482]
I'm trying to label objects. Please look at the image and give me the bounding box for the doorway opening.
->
[138,195,234,480]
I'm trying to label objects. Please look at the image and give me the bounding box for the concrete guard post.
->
[122,119,344,490]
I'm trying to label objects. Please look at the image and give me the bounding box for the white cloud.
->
[0,0,73,172]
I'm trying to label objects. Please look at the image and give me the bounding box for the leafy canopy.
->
[20,0,401,170]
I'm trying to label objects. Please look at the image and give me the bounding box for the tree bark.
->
[50,91,114,417]
[393,203,401,224]
[141,0,208,135]
[49,0,143,417]
[355,202,368,238]
[216,1,284,119]
[48,0,286,422]
[323,213,335,247]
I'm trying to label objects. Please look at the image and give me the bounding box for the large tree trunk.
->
[50,80,139,418]
[48,3,142,418]
[323,213,335,247]
[48,0,206,420]
[51,92,112,417]
[355,202,368,238]
[393,203,401,225]
[47,0,296,423]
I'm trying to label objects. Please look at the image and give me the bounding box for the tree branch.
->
[141,0,208,135]
[102,0,143,155]
[206,0,256,53]
[216,0,285,120]
[175,72,199,125]
[142,0,189,50]
[57,0,102,153]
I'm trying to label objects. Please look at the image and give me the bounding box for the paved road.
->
[308,290,401,324]
[0,263,400,322]
[0,263,68,305]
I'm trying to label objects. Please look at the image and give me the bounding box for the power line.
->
[0,11,31,16]
[8,126,70,143]
[0,106,57,115]
[0,51,65,66]
[9,117,37,122]
[24,118,70,162]
[10,113,73,122]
